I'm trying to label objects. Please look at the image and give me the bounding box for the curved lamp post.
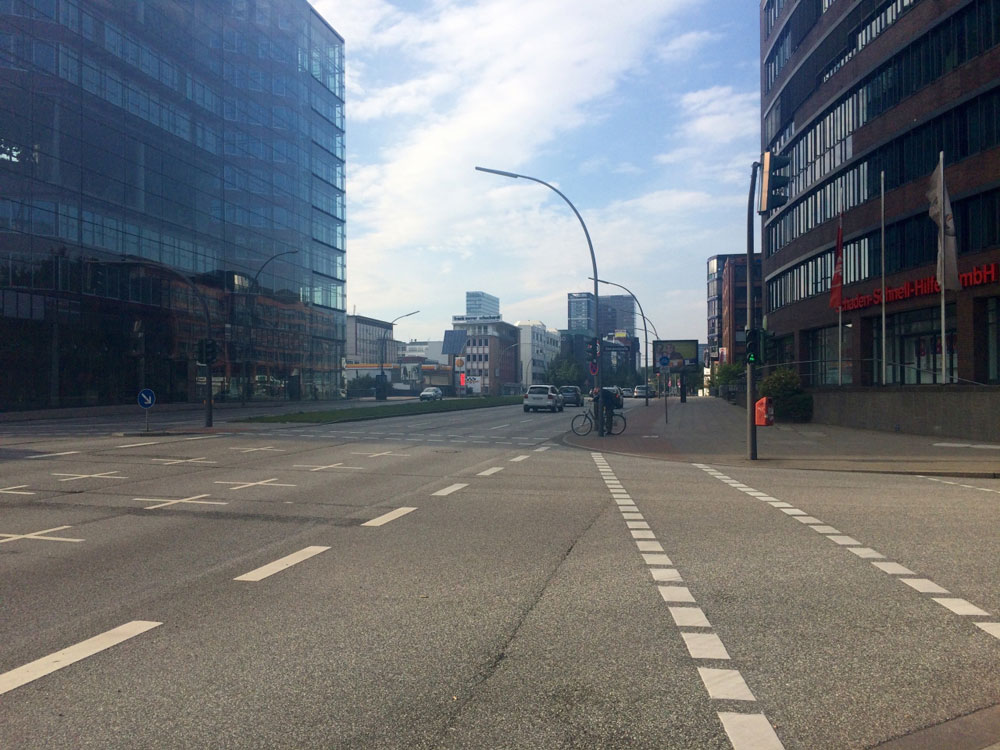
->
[243,249,298,405]
[475,167,604,435]
[378,310,419,401]
[590,277,651,407]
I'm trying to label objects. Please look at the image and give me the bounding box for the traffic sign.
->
[138,388,156,409]
[659,356,670,367]
[589,362,598,375]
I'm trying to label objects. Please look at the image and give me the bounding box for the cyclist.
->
[599,387,617,435]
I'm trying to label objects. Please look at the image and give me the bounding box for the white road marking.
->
[510,455,529,462]
[27,451,80,459]
[658,585,696,603]
[810,525,841,534]
[768,502,793,508]
[234,546,330,581]
[352,451,410,458]
[183,435,218,441]
[619,505,639,512]
[669,606,711,628]
[0,525,84,544]
[631,529,655,539]
[489,424,510,430]
[0,485,34,495]
[976,623,1000,639]
[650,568,683,583]
[534,446,551,452]
[152,457,216,466]
[717,712,785,749]
[622,512,644,520]
[827,535,861,546]
[932,598,990,616]
[901,578,949,594]
[683,632,731,660]
[847,547,885,559]
[477,467,504,476]
[794,516,823,524]
[0,620,161,696]
[433,483,468,497]
[118,441,160,448]
[229,446,285,453]
[636,541,664,552]
[363,507,417,527]
[214,478,296,491]
[52,471,128,482]
[642,553,673,565]
[780,508,807,515]
[626,521,650,530]
[872,562,914,575]
[697,668,755,701]
[135,494,228,510]
[293,463,363,472]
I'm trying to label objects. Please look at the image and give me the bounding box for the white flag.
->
[926,157,961,291]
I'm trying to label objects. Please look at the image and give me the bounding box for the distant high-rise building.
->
[567,292,595,335]
[707,255,747,365]
[466,291,500,317]
[568,292,634,339]
[761,0,1000,386]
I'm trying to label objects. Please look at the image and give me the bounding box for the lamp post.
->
[475,166,603,435]
[378,310,419,401]
[590,277,650,407]
[243,249,298,405]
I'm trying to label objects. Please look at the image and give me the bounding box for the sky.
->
[310,0,761,347]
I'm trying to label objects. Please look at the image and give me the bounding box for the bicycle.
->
[570,407,626,436]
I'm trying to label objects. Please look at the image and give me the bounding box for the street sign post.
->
[138,388,155,433]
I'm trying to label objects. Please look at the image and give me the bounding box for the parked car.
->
[419,387,443,401]
[633,385,651,398]
[622,387,635,398]
[524,384,564,412]
[558,385,584,406]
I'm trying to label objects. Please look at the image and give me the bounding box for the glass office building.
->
[0,0,346,409]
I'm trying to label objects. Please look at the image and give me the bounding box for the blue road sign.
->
[138,388,156,409]
[659,356,670,367]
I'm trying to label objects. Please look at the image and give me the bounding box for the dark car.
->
[558,385,584,406]
[602,386,624,409]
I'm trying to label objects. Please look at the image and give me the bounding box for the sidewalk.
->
[563,396,1000,478]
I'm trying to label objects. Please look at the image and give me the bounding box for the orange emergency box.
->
[755,396,774,426]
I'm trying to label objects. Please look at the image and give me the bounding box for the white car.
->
[419,387,443,401]
[523,384,564,412]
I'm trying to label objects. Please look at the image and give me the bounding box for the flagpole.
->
[939,151,947,384]
[880,170,886,386]
[838,189,844,386]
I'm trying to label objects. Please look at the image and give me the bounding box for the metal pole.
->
[475,167,602,434]
[746,162,760,460]
[881,170,887,386]
[938,151,947,384]
[591,278,649,407]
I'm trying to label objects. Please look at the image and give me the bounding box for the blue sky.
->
[311,0,761,346]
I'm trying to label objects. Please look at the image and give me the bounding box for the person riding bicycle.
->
[599,387,617,435]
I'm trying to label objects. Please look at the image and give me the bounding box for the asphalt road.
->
[2,399,999,749]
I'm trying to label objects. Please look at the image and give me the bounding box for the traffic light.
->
[205,338,217,363]
[745,329,759,365]
[759,150,791,213]
[586,337,598,362]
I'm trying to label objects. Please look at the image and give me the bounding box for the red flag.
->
[829,216,843,310]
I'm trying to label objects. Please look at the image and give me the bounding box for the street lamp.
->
[242,249,298,405]
[475,166,604,435]
[590,277,651,407]
[378,310,419,401]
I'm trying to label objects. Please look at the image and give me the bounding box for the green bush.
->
[712,363,744,386]
[758,367,812,422]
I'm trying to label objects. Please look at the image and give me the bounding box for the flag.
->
[829,215,843,310]
[927,157,961,291]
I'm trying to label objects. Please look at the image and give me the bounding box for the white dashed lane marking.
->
[0,621,161,696]
[693,463,1000,642]
[362,507,417,527]
[432,483,468,497]
[234,546,330,581]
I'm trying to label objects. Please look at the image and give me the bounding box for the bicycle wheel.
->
[610,413,626,435]
[571,412,593,436]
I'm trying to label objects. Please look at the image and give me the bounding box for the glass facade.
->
[0,0,345,409]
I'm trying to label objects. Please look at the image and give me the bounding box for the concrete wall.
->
[809,387,1000,442]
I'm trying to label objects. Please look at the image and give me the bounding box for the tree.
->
[710,363,744,387]
[544,355,584,387]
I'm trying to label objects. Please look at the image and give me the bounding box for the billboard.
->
[652,339,699,374]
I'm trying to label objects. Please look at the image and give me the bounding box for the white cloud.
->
[309,0,757,344]
[658,30,722,62]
